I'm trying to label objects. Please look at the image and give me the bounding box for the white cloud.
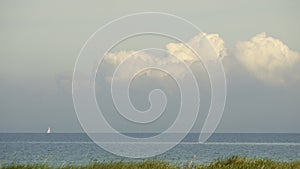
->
[166,32,227,63]
[103,50,188,81]
[102,32,227,82]
[191,32,227,60]
[235,32,300,85]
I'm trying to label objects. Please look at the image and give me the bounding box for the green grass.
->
[1,156,300,169]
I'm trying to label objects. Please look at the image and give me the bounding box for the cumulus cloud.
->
[102,50,188,81]
[235,32,300,85]
[102,32,227,82]
[166,32,227,63]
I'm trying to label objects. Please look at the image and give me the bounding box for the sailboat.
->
[47,127,51,134]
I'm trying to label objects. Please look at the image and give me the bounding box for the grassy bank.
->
[1,156,300,169]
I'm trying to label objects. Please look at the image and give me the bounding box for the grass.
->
[1,156,300,169]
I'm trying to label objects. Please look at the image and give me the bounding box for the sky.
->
[0,0,300,133]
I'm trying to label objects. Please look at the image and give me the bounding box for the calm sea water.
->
[0,133,299,165]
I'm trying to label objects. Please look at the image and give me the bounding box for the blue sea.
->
[0,133,299,166]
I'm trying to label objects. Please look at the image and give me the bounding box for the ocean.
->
[0,133,299,166]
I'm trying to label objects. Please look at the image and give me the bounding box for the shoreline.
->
[1,156,300,169]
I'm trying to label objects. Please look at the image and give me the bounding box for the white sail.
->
[47,127,51,134]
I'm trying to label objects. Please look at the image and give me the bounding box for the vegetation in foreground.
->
[1,156,300,169]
